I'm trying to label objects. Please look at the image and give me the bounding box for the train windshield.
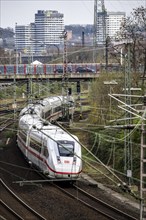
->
[57,141,74,157]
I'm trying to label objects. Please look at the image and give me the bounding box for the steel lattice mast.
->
[60,30,69,119]
[93,0,107,62]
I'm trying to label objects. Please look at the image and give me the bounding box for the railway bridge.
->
[0,63,100,82]
[0,72,100,82]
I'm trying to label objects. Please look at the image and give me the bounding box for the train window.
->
[30,137,41,153]
[44,110,51,119]
[18,131,27,143]
[54,106,61,113]
[43,147,49,158]
[57,141,74,157]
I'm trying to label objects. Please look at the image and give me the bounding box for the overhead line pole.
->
[140,96,146,220]
[93,0,97,63]
[124,43,132,186]
[13,22,18,121]
[60,30,69,120]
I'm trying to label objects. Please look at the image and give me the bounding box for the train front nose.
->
[54,157,80,179]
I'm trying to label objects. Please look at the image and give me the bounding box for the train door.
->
[17,130,28,158]
[28,134,42,168]
[35,136,42,169]
[25,131,29,158]
[41,138,49,174]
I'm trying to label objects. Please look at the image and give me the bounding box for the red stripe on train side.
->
[24,64,26,74]
[14,65,16,74]
[4,65,6,74]
[34,65,36,74]
[44,64,46,74]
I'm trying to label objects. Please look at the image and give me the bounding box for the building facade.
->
[15,10,64,55]
[34,10,64,53]
[96,11,125,45]
[96,11,107,45]
[106,12,126,40]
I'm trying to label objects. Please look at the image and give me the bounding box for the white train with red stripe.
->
[19,96,75,122]
[17,96,82,180]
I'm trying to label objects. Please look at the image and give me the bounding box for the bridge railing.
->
[0,63,101,75]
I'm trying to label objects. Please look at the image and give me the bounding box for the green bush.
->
[4,131,16,139]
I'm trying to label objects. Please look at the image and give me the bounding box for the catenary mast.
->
[93,0,106,62]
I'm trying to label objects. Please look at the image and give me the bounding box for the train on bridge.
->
[0,63,120,75]
[0,63,98,75]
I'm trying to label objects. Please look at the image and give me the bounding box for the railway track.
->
[27,169,138,220]
[0,148,139,220]
[53,182,138,220]
[0,179,47,220]
[0,102,139,220]
[0,118,14,132]
[0,99,26,114]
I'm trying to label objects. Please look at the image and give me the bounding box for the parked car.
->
[75,66,95,73]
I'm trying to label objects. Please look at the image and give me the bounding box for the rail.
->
[0,178,47,220]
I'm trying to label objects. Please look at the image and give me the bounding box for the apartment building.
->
[96,11,125,45]
[15,23,35,55]
[106,12,126,39]
[35,10,64,53]
[15,10,64,54]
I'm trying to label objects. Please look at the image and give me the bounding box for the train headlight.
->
[57,156,61,163]
[73,157,76,165]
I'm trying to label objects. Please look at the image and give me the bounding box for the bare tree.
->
[118,6,146,87]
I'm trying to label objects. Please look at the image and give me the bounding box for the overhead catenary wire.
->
[70,123,142,147]
[56,121,130,186]
[3,105,124,187]
[1,87,143,149]
[57,122,142,199]
[0,90,142,198]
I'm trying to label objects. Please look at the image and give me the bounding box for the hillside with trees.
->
[0,27,14,39]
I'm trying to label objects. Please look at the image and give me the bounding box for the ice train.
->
[17,96,82,180]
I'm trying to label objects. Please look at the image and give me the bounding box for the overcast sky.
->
[0,0,145,29]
